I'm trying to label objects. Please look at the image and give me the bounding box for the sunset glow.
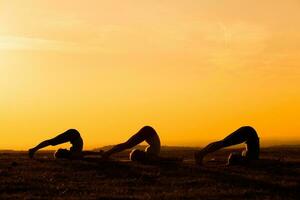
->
[1,0,299,150]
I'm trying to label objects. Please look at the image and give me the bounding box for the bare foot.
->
[28,148,36,158]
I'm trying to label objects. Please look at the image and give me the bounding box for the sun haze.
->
[0,0,299,150]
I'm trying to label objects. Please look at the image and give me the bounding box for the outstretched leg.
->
[103,126,160,158]
[222,126,258,148]
[195,126,258,165]
[29,129,80,158]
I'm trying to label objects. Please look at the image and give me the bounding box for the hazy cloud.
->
[0,35,106,53]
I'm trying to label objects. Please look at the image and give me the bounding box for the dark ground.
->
[0,147,299,199]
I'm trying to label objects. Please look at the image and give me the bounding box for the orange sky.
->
[0,0,300,150]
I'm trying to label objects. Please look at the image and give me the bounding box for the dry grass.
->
[0,147,299,199]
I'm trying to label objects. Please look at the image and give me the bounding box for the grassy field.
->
[0,147,299,199]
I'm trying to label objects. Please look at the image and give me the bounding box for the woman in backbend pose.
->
[29,129,101,159]
[195,126,260,165]
[102,126,181,163]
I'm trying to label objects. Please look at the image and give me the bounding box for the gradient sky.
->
[0,0,299,150]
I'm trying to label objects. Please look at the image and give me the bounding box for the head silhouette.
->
[227,152,245,165]
[54,148,71,159]
[129,149,147,161]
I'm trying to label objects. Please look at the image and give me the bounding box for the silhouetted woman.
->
[195,126,260,165]
[102,126,181,163]
[29,129,101,159]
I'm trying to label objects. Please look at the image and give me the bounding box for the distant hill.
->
[0,149,15,153]
[265,144,300,149]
